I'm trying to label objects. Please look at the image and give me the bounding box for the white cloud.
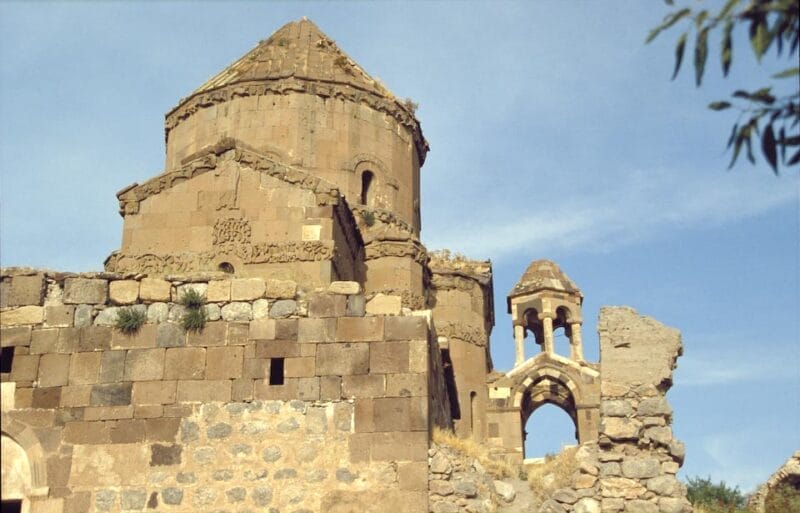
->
[423,166,798,261]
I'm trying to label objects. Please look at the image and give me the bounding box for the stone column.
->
[541,313,554,355]
[514,325,525,366]
[569,321,585,361]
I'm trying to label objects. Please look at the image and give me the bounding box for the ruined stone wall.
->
[1,270,435,513]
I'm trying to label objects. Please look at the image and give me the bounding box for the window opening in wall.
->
[360,170,374,206]
[523,403,577,459]
[269,358,285,385]
[441,349,460,419]
[469,391,477,436]
[553,326,571,358]
[1,500,23,513]
[0,346,14,373]
[218,262,235,274]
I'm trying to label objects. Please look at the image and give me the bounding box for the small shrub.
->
[115,307,146,334]
[686,476,747,513]
[765,483,800,513]
[179,288,205,309]
[361,210,375,227]
[432,427,516,479]
[182,307,207,332]
[527,447,577,503]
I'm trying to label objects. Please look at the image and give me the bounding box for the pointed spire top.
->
[509,259,581,299]
[183,18,394,101]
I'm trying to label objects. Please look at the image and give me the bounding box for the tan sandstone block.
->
[139,278,171,302]
[60,385,92,407]
[206,280,231,302]
[63,278,108,304]
[1,326,31,347]
[38,353,70,387]
[6,274,45,306]
[399,461,429,491]
[336,317,384,342]
[124,348,165,381]
[329,281,361,294]
[366,294,402,316]
[176,380,231,402]
[265,279,297,299]
[370,341,409,374]
[249,319,276,340]
[69,351,102,385]
[109,280,140,305]
[316,343,369,376]
[132,380,177,405]
[2,306,44,326]
[44,306,75,327]
[205,346,243,379]
[164,347,206,380]
[9,354,39,382]
[285,357,315,378]
[231,278,265,301]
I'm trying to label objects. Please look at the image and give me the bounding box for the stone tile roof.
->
[508,259,581,298]
[186,18,394,104]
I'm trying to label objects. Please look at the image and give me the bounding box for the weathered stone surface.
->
[93,307,120,327]
[638,397,672,416]
[366,293,402,315]
[553,488,579,504]
[625,499,659,513]
[139,278,171,302]
[329,281,360,294]
[493,480,516,502]
[109,280,139,304]
[147,302,169,323]
[602,417,642,440]
[601,400,634,417]
[454,479,478,498]
[540,499,567,513]
[162,487,183,505]
[63,278,108,304]
[221,302,252,321]
[6,274,45,306]
[206,280,230,302]
[659,497,691,513]
[1,306,44,325]
[621,458,661,479]
[266,279,297,299]
[74,304,93,327]
[252,298,270,319]
[269,299,297,318]
[150,443,182,466]
[156,323,185,348]
[231,278,265,301]
[646,475,682,496]
[574,497,601,513]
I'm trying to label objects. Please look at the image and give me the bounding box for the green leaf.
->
[772,67,800,79]
[694,10,708,29]
[727,123,739,148]
[646,8,691,44]
[745,136,755,164]
[751,87,776,104]
[709,101,732,110]
[719,0,741,18]
[779,127,786,163]
[749,19,770,60]
[729,130,745,168]
[761,125,778,173]
[721,20,734,76]
[694,28,709,86]
[672,32,688,80]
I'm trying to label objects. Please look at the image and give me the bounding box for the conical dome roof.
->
[509,260,581,299]
[186,18,393,101]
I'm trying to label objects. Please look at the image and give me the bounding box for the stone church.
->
[1,19,690,513]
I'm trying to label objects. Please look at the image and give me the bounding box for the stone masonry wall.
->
[1,269,434,513]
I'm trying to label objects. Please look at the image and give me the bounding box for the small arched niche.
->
[1,433,32,513]
[360,169,375,206]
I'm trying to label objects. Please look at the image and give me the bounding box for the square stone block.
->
[98,350,126,383]
[1,326,31,347]
[38,353,70,387]
[206,280,231,302]
[164,347,206,380]
[370,341,409,374]
[265,279,297,299]
[336,317,384,342]
[315,343,369,376]
[78,326,112,352]
[9,354,39,382]
[6,274,45,306]
[254,339,299,358]
[243,358,270,379]
[231,278,265,301]
[320,375,341,400]
[187,321,226,347]
[1,306,44,326]
[124,348,165,381]
[139,278,171,302]
[386,373,426,397]
[111,324,157,349]
[176,379,231,402]
[297,318,336,343]
[285,357,315,378]
[69,351,102,385]
[308,294,346,318]
[249,319,276,340]
[343,375,386,398]
[60,384,92,407]
[63,278,108,304]
[90,382,132,406]
[109,280,140,305]
[44,306,75,327]
[32,386,61,408]
[205,346,243,379]
[385,316,428,341]
[132,380,177,405]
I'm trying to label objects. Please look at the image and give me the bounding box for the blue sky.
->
[1,1,797,493]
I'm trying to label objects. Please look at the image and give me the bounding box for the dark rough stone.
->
[262,446,282,462]
[229,443,252,456]
[90,382,132,406]
[147,492,158,509]
[162,488,183,505]
[121,489,147,510]
[180,420,199,443]
[553,488,579,504]
[213,469,234,481]
[306,407,327,434]
[306,469,327,482]
[244,469,268,480]
[336,468,355,483]
[98,350,126,383]
[540,499,567,513]
[269,299,297,318]
[176,472,196,484]
[277,419,299,433]
[346,294,366,316]
[225,403,247,415]
[454,480,478,498]
[638,397,671,416]
[207,422,233,439]
[226,487,246,503]
[274,468,298,479]
[150,444,182,466]
[95,490,116,511]
[156,323,185,348]
[252,487,273,507]
[290,400,306,412]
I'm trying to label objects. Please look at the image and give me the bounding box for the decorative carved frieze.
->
[435,321,486,347]
[368,288,426,311]
[117,143,341,216]
[364,238,427,265]
[213,218,252,246]
[105,241,334,274]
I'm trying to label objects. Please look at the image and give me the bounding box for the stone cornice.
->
[116,139,342,217]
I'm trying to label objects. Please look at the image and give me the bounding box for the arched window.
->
[523,403,578,460]
[469,391,478,437]
[360,170,375,206]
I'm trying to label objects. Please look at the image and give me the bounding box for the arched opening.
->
[360,170,375,206]
[522,308,544,351]
[1,434,31,513]
[469,391,477,437]
[218,262,235,274]
[553,326,571,358]
[523,403,578,459]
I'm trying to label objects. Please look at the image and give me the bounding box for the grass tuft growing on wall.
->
[432,427,517,479]
[115,307,146,334]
